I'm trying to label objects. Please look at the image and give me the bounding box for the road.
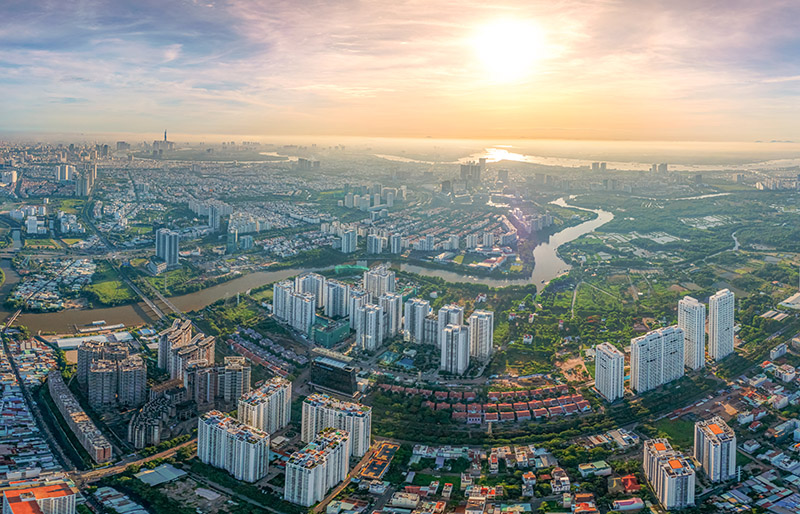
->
[70,438,197,486]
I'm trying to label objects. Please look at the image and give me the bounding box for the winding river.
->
[401,197,613,287]
[0,198,613,333]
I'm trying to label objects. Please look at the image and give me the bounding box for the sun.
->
[473,20,546,83]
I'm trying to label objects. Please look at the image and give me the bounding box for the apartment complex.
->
[301,394,371,457]
[238,377,292,434]
[197,411,270,483]
[643,439,695,510]
[183,356,251,410]
[157,319,215,379]
[694,417,736,483]
[709,289,735,361]
[47,371,113,463]
[630,326,685,394]
[284,428,351,507]
[595,342,625,402]
[678,296,707,370]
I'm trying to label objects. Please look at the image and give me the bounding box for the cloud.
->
[1,0,800,140]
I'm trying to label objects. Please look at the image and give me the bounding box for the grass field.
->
[84,262,137,305]
[653,418,695,449]
[61,238,83,246]
[57,199,85,214]
[24,238,60,249]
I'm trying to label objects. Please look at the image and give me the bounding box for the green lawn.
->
[84,261,138,306]
[653,418,695,449]
[24,238,59,249]
[84,280,137,305]
[57,199,85,214]
[61,238,83,245]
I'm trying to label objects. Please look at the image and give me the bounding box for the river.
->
[0,264,327,333]
[1,198,613,333]
[400,197,613,287]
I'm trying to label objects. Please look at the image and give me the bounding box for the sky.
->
[2,0,800,141]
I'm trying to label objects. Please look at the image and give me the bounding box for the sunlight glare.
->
[473,20,545,83]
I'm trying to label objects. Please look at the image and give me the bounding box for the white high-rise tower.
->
[709,289,735,361]
[678,296,706,370]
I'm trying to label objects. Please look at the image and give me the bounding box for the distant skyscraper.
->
[389,233,402,254]
[595,342,624,402]
[440,324,470,374]
[155,228,179,266]
[694,417,736,483]
[468,310,494,361]
[709,289,735,361]
[678,296,706,370]
[630,326,685,394]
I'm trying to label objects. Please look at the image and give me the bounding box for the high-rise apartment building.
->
[284,428,351,507]
[694,417,736,483]
[366,234,384,254]
[389,233,402,254]
[355,304,384,352]
[323,280,351,318]
[184,356,251,409]
[678,296,706,370]
[198,411,270,483]
[643,439,695,510]
[272,281,316,334]
[362,266,395,299]
[404,298,430,343]
[340,229,357,253]
[440,324,470,374]
[155,228,180,267]
[157,319,215,379]
[301,394,371,457]
[295,272,326,309]
[437,304,464,348]
[595,342,625,402]
[468,310,494,361]
[379,292,403,338]
[630,326,685,394]
[709,289,735,361]
[238,377,292,434]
